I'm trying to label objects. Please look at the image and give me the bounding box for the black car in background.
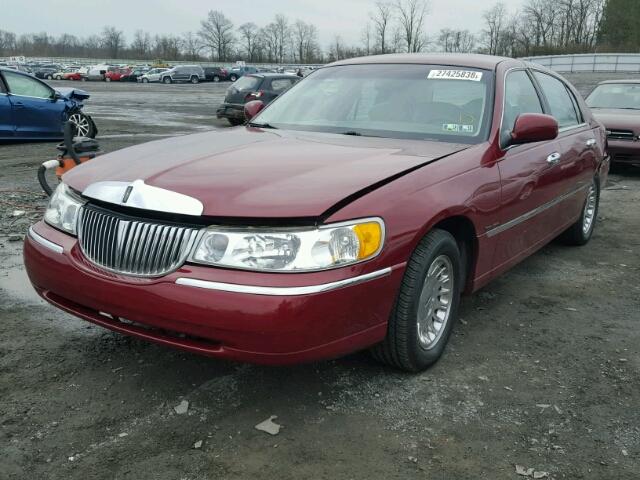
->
[203,66,229,82]
[34,67,59,80]
[216,73,300,125]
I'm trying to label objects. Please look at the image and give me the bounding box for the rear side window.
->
[533,72,580,129]
[502,70,543,144]
[270,78,294,92]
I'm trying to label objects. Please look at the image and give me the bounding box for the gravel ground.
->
[0,74,639,480]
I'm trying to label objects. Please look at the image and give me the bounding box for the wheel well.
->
[432,216,477,293]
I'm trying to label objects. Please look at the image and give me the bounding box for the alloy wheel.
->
[416,255,454,350]
[68,113,90,137]
[582,183,597,235]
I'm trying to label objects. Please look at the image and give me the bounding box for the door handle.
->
[546,152,561,165]
[586,138,597,148]
[13,101,25,108]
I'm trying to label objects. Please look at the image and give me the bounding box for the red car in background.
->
[105,67,132,82]
[24,54,608,371]
[64,71,85,81]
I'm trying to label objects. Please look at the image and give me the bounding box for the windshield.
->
[253,64,494,142]
[586,83,640,109]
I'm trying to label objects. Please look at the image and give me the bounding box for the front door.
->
[0,76,14,138]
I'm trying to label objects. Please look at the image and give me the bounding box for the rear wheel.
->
[163,76,172,84]
[229,74,238,82]
[105,77,111,82]
[213,75,220,82]
[560,177,600,246]
[370,229,463,372]
[190,76,199,84]
[142,78,149,83]
[46,74,53,80]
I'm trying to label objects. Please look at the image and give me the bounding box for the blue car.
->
[0,67,96,141]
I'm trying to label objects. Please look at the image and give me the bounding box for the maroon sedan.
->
[24,54,609,372]
[586,79,640,166]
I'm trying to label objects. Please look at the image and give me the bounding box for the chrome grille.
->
[78,206,200,277]
[606,129,636,141]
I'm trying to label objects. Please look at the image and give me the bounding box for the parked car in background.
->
[203,66,229,82]
[105,66,132,82]
[216,73,300,125]
[159,65,205,84]
[85,65,111,81]
[53,67,77,80]
[65,69,86,81]
[34,67,59,80]
[228,66,258,82]
[0,67,96,140]
[23,54,608,371]
[137,68,168,83]
[120,68,148,82]
[586,80,640,166]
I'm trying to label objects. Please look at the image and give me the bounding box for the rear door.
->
[492,69,568,268]
[531,71,597,226]
[3,70,65,138]
[0,74,15,138]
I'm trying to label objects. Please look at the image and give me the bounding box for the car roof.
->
[597,79,640,85]
[249,73,298,78]
[328,53,515,70]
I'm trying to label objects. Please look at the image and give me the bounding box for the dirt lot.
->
[1,74,639,480]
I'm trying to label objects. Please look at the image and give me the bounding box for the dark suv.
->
[216,73,300,125]
[203,66,229,82]
[159,65,205,84]
[228,66,259,82]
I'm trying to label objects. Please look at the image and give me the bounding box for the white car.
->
[138,68,169,83]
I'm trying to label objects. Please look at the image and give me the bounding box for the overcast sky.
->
[3,0,526,47]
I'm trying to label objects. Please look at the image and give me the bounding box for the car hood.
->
[55,87,90,101]
[64,128,468,218]
[591,108,640,132]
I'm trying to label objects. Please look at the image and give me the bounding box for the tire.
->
[190,76,199,84]
[559,177,600,246]
[230,74,238,82]
[81,77,87,82]
[227,118,244,126]
[46,74,53,80]
[370,229,463,372]
[68,111,96,139]
[142,78,149,83]
[213,75,220,82]
[163,76,172,84]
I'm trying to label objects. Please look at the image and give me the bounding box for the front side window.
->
[533,72,580,129]
[502,70,543,145]
[3,70,52,99]
[254,64,494,143]
[586,83,640,110]
[270,78,294,92]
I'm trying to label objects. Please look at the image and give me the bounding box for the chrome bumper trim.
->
[175,267,392,296]
[28,227,64,254]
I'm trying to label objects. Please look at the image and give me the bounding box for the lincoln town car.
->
[23,54,609,372]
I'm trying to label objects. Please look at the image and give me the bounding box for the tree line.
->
[0,0,638,64]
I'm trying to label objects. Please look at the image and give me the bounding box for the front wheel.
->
[229,74,238,82]
[142,78,149,83]
[163,77,172,84]
[105,77,111,82]
[370,229,463,372]
[213,75,220,82]
[190,76,199,84]
[68,111,96,138]
[560,178,600,246]
[46,74,53,80]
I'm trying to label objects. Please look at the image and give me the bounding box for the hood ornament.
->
[83,179,204,216]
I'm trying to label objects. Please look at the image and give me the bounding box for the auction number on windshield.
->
[428,70,483,81]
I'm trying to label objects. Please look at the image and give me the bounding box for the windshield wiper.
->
[339,130,363,136]
[248,122,278,129]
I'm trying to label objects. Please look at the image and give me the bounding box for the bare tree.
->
[273,14,289,63]
[395,0,430,52]
[0,30,17,55]
[131,30,151,59]
[438,28,475,52]
[238,22,259,62]
[361,23,373,55]
[101,26,125,58]
[199,10,235,61]
[371,2,393,54]
[182,32,202,60]
[293,20,318,63]
[482,2,506,55]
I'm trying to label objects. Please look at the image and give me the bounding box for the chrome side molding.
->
[175,267,393,296]
[83,180,204,216]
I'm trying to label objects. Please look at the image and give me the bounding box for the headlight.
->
[44,183,85,235]
[190,218,384,272]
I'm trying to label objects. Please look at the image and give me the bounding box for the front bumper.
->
[216,103,245,120]
[607,139,640,165]
[24,222,404,365]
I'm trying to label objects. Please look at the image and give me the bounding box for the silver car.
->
[138,68,169,83]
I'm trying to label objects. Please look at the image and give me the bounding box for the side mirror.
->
[509,113,559,146]
[244,100,265,122]
[51,91,62,101]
